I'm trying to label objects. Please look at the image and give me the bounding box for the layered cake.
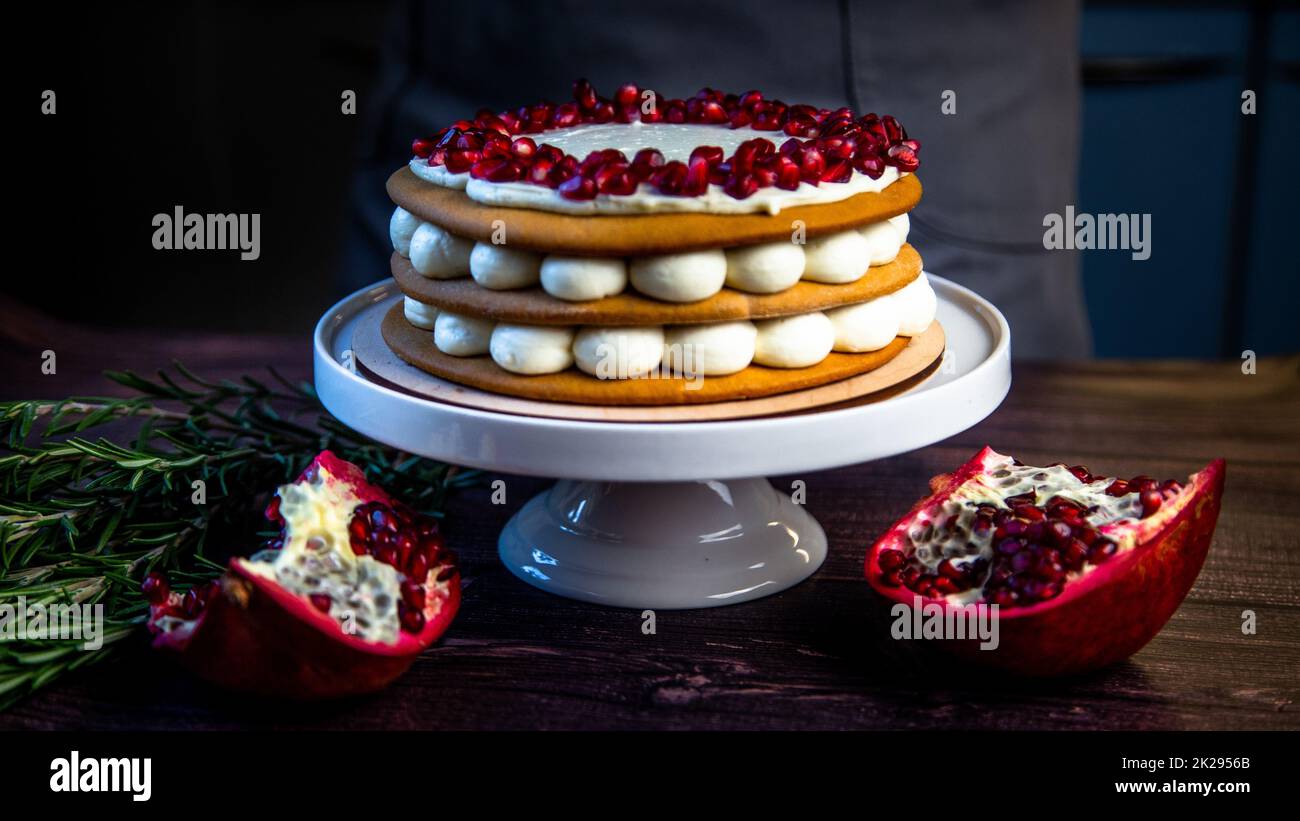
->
[380,79,938,405]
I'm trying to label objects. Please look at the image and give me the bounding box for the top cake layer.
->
[405,79,922,220]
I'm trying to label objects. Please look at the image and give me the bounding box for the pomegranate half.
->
[145,451,460,697]
[865,447,1225,676]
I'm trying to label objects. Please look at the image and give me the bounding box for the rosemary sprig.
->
[0,365,476,710]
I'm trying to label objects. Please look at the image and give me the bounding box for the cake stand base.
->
[498,478,826,609]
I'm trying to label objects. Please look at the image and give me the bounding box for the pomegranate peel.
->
[146,450,460,698]
[865,447,1225,676]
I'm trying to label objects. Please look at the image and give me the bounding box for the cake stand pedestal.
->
[314,275,1010,609]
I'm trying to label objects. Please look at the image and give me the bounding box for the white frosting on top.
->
[540,256,628,302]
[389,207,421,257]
[753,312,836,368]
[489,324,575,374]
[725,241,805,294]
[434,310,494,356]
[826,295,900,352]
[409,223,473,279]
[663,321,757,376]
[801,231,872,284]
[409,122,903,215]
[403,296,439,329]
[469,242,542,290]
[572,326,665,379]
[892,272,937,336]
[628,249,727,303]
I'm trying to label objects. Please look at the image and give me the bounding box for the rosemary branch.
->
[0,364,476,710]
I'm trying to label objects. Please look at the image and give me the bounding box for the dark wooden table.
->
[2,298,1297,730]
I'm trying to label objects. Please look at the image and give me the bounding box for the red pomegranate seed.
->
[559,175,597,200]
[798,145,825,183]
[309,594,332,614]
[886,143,919,171]
[551,103,581,128]
[682,156,710,196]
[689,145,724,167]
[400,579,426,611]
[723,173,758,199]
[615,83,639,108]
[264,495,282,523]
[1140,490,1163,517]
[399,603,426,633]
[409,552,430,583]
[878,549,906,571]
[412,138,434,158]
[573,78,598,111]
[141,572,170,605]
[180,587,204,618]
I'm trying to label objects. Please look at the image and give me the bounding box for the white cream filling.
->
[489,324,575,374]
[891,272,938,336]
[753,312,836,368]
[408,275,927,377]
[403,296,439,329]
[628,249,728,303]
[433,310,494,356]
[572,326,665,379]
[540,256,628,302]
[469,242,542,290]
[827,295,900,352]
[725,241,806,294]
[392,209,906,300]
[409,122,904,215]
[663,321,757,376]
[409,222,473,279]
[389,207,421,257]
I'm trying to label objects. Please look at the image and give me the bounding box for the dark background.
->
[10,0,1299,358]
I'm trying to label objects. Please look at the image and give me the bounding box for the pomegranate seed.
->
[510,137,537,159]
[551,103,581,128]
[1140,490,1163,517]
[412,138,434,158]
[878,549,906,571]
[399,603,425,633]
[141,572,170,605]
[614,83,639,108]
[689,145,724,167]
[881,569,902,586]
[1088,539,1118,563]
[573,78,598,110]
[682,157,710,196]
[409,552,430,583]
[180,587,204,619]
[798,145,825,182]
[559,175,597,200]
[400,579,426,611]
[309,594,332,614]
[723,173,758,199]
[264,495,282,523]
[886,143,919,171]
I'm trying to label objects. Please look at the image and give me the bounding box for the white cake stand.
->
[314,275,1010,609]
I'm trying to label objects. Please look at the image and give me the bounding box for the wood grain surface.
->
[1,296,1297,730]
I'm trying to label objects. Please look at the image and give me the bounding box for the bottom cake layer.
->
[380,302,932,406]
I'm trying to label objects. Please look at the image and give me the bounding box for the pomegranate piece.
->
[145,450,460,698]
[865,447,1225,676]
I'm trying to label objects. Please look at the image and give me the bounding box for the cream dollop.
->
[801,230,871,284]
[540,256,628,302]
[409,223,473,279]
[859,220,903,266]
[628,249,727,302]
[888,212,910,244]
[403,296,439,330]
[753,312,835,368]
[433,311,495,356]
[572,326,665,379]
[892,273,937,336]
[389,207,421,257]
[826,295,900,352]
[469,243,542,290]
[489,324,575,374]
[724,241,806,294]
[663,321,757,376]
